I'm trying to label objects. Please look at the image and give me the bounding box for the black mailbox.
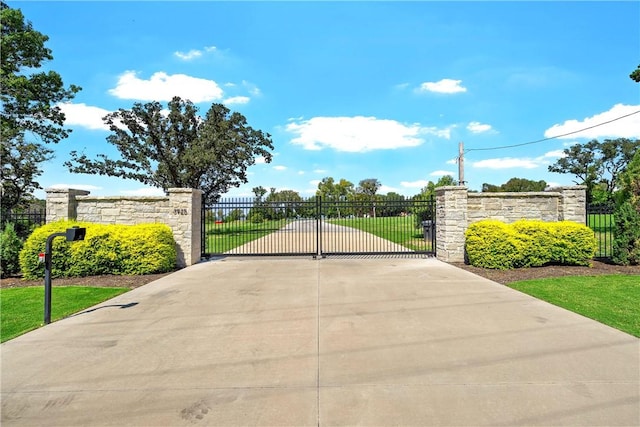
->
[65,226,86,242]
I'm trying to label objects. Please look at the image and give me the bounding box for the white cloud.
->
[466,121,492,134]
[446,158,458,165]
[313,169,327,174]
[309,179,321,187]
[224,96,250,105]
[544,104,640,139]
[49,183,102,192]
[298,171,305,175]
[174,49,203,61]
[254,156,267,164]
[430,170,456,177]
[58,103,112,131]
[273,165,287,171]
[379,185,400,194]
[416,79,467,94]
[472,157,540,170]
[108,71,224,103]
[174,45,217,61]
[120,187,166,197]
[286,116,450,152]
[400,180,429,188]
[242,80,262,97]
[542,150,566,158]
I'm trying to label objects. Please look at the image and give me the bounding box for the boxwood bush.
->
[465,219,596,269]
[19,220,177,280]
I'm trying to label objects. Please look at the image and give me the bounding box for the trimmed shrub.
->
[466,219,596,269]
[465,220,531,269]
[612,201,640,265]
[0,223,23,278]
[19,221,177,279]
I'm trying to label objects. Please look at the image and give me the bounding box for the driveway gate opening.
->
[201,196,435,258]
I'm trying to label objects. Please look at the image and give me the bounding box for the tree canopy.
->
[548,138,639,203]
[66,97,274,204]
[0,2,80,212]
[630,64,640,83]
[482,177,547,193]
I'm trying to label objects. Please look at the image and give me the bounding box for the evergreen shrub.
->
[465,219,595,269]
[1,223,23,278]
[612,201,640,265]
[19,220,176,279]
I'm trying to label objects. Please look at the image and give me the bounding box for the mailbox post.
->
[43,226,86,324]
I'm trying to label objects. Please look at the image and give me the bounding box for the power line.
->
[465,110,640,153]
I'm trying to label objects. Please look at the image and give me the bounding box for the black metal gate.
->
[586,202,615,259]
[201,196,435,258]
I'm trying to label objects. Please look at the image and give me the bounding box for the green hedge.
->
[1,223,23,278]
[465,219,596,270]
[19,221,177,280]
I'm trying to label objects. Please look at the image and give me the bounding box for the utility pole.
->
[458,141,466,186]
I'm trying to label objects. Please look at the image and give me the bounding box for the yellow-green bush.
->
[465,219,596,269]
[19,221,177,279]
[465,220,532,269]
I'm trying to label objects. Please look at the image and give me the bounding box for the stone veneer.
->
[435,185,587,263]
[45,188,202,268]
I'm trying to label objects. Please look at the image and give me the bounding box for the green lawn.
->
[509,275,640,337]
[587,213,614,231]
[328,216,432,251]
[1,286,129,342]
[587,213,615,257]
[203,219,286,253]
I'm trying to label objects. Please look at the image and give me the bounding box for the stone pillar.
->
[168,188,203,268]
[552,185,587,223]
[45,188,90,222]
[435,186,468,263]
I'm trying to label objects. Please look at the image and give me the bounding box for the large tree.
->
[0,2,80,212]
[548,138,639,203]
[66,97,274,204]
[316,177,354,218]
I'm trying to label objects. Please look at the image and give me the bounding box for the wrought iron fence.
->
[1,209,46,240]
[202,197,435,257]
[586,203,615,259]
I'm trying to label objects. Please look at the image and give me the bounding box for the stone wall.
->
[435,186,587,263]
[45,188,202,268]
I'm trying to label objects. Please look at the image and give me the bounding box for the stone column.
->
[435,186,468,263]
[168,188,203,268]
[45,188,90,222]
[552,185,587,223]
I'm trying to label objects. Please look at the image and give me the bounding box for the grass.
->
[587,213,614,231]
[1,286,129,342]
[203,219,286,253]
[508,275,640,337]
[587,213,615,258]
[328,216,432,251]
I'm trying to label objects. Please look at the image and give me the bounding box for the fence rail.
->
[202,197,435,257]
[586,203,615,259]
[1,209,46,239]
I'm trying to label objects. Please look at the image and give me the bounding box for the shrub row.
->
[465,219,596,270]
[19,221,177,280]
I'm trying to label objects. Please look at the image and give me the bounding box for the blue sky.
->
[14,1,640,199]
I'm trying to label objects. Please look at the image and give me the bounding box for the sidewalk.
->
[2,257,638,426]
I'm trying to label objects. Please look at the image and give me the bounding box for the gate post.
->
[435,186,468,263]
[315,196,322,258]
[168,188,203,267]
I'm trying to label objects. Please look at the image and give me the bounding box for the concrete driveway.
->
[1,257,638,426]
